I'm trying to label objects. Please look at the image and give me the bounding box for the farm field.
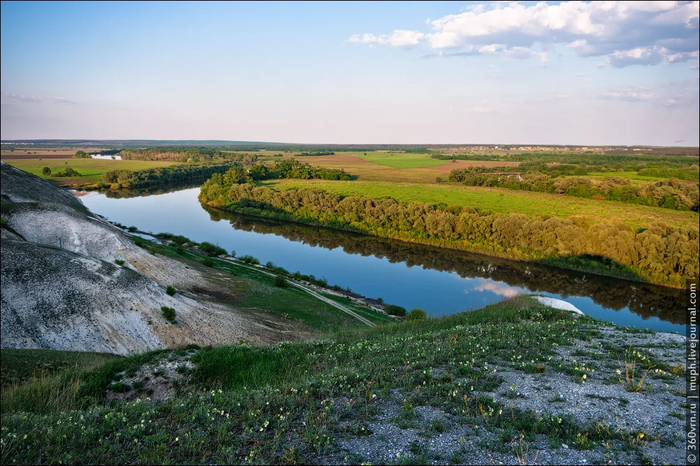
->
[294,152,520,184]
[1,148,109,159]
[357,151,448,168]
[263,179,699,230]
[1,158,180,185]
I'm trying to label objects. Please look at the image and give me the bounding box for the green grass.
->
[2,158,180,184]
[137,236,389,332]
[264,179,698,230]
[358,152,448,169]
[1,349,120,387]
[1,295,682,464]
[587,171,684,182]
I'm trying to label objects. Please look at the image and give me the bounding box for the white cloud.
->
[348,1,699,67]
[1,92,76,104]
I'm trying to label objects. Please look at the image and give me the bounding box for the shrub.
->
[199,241,227,256]
[166,286,176,296]
[384,304,407,317]
[128,226,138,232]
[240,255,260,265]
[42,166,51,176]
[273,275,288,287]
[161,306,176,323]
[230,249,236,257]
[134,239,144,248]
[114,259,125,266]
[148,247,156,255]
[176,247,184,255]
[202,258,214,267]
[407,308,428,322]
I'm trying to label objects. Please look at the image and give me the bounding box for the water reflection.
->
[79,188,686,333]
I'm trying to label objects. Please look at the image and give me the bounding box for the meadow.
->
[263,179,698,230]
[1,158,179,186]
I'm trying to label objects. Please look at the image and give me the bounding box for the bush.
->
[384,304,407,317]
[199,241,227,256]
[134,239,144,248]
[166,286,176,296]
[161,306,176,323]
[273,275,288,288]
[114,259,125,266]
[407,308,428,322]
[128,226,138,232]
[148,247,156,255]
[230,249,236,257]
[240,255,260,265]
[202,258,214,267]
[42,166,51,176]
[176,247,184,255]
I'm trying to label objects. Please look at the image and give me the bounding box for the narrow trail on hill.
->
[217,257,377,327]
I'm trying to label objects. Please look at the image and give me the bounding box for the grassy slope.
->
[0,296,686,464]
[140,238,394,331]
[357,152,448,169]
[264,179,698,230]
[1,158,179,185]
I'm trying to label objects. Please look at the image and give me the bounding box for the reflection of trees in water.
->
[202,205,686,325]
[101,183,202,199]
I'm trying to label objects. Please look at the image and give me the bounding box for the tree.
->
[42,166,51,176]
[161,306,176,323]
[407,308,428,321]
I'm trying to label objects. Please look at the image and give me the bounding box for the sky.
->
[1,1,698,145]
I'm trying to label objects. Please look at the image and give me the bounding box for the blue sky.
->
[1,1,698,145]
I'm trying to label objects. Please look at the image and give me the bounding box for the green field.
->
[264,179,699,230]
[356,152,448,169]
[1,158,179,184]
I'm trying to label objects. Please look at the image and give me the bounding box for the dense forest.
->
[204,159,352,187]
[201,205,688,324]
[446,169,699,211]
[102,163,238,189]
[199,183,698,287]
[117,148,258,164]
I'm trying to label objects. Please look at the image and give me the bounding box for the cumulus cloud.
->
[600,81,699,107]
[469,279,522,298]
[348,1,699,67]
[348,30,424,47]
[1,92,76,104]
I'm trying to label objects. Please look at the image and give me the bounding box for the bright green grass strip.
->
[357,152,448,169]
[264,179,698,230]
[2,158,180,183]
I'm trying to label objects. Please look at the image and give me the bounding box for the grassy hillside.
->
[1,158,179,186]
[264,179,698,230]
[1,296,686,465]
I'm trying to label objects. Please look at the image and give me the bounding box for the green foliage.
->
[50,167,81,178]
[202,258,214,267]
[240,254,260,265]
[74,150,90,158]
[102,163,238,190]
[166,285,176,296]
[41,166,51,176]
[273,275,288,287]
[198,241,227,256]
[161,306,176,322]
[199,182,698,287]
[384,304,407,317]
[407,308,428,321]
[128,226,138,232]
[114,259,125,266]
[176,247,184,255]
[447,168,699,211]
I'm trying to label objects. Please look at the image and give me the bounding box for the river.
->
[78,187,687,333]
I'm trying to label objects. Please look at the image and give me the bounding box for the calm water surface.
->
[79,188,686,333]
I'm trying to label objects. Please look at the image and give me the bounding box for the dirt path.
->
[217,257,377,328]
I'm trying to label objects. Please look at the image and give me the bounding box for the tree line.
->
[102,163,238,189]
[199,183,698,287]
[117,148,258,164]
[447,169,699,211]
[201,203,688,324]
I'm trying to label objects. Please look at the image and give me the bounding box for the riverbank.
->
[1,295,687,465]
[202,201,686,289]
